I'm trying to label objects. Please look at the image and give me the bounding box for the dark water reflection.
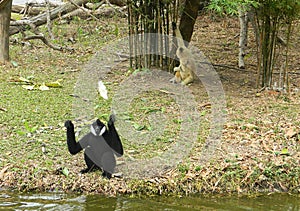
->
[0,191,299,210]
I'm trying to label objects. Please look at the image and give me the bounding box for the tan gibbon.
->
[170,22,196,85]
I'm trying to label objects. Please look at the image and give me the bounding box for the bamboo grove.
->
[126,0,182,71]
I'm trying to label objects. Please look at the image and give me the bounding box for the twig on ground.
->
[207,62,246,72]
[0,107,7,112]
[199,102,211,108]
[24,34,73,51]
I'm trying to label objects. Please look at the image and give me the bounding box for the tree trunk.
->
[178,0,200,44]
[0,0,12,63]
[238,8,249,69]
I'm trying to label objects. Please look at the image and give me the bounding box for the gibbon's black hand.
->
[108,114,116,126]
[65,120,82,155]
[64,120,74,129]
[172,22,177,31]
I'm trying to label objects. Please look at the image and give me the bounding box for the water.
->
[0,191,299,210]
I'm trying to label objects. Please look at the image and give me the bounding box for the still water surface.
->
[0,191,299,210]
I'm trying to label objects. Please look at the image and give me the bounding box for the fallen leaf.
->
[9,76,32,84]
[11,60,18,67]
[62,167,69,177]
[22,85,35,90]
[133,123,145,131]
[98,80,108,100]
[45,79,63,88]
[39,84,50,91]
[19,76,31,83]
[280,148,290,156]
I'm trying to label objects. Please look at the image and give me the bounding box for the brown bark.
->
[0,0,12,62]
[238,8,249,69]
[178,0,200,44]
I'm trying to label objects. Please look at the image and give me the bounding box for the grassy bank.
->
[0,15,299,196]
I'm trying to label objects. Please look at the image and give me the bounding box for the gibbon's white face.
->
[91,124,106,136]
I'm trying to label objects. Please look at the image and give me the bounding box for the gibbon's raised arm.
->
[104,116,123,156]
[104,123,123,157]
[172,22,185,49]
[65,120,83,155]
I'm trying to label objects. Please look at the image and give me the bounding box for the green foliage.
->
[274,0,297,19]
[208,0,300,27]
[16,121,38,136]
[208,0,300,17]
[208,0,259,15]
[178,163,189,175]
[258,0,300,21]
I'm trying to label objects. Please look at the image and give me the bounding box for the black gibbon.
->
[170,22,196,85]
[65,114,123,179]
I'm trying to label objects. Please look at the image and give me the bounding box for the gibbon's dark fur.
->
[65,115,123,179]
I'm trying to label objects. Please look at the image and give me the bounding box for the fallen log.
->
[12,5,41,16]
[9,0,89,35]
[61,5,126,20]
[12,4,60,16]
[25,0,63,7]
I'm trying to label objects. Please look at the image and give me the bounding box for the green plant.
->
[208,0,259,15]
[16,121,38,136]
[178,163,189,175]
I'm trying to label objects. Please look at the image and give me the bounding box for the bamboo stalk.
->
[126,0,177,70]
[127,0,133,68]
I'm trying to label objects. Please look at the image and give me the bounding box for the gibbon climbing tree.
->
[127,0,200,71]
